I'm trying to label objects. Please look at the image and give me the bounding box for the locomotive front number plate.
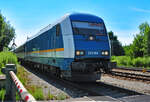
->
[88,51,99,55]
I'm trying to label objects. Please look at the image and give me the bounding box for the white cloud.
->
[118,37,133,46]
[132,7,150,13]
[15,28,39,47]
[113,30,139,45]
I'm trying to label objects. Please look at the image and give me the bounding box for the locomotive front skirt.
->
[15,13,113,82]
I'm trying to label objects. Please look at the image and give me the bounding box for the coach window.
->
[56,24,60,36]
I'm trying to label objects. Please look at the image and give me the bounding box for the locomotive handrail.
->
[1,64,36,102]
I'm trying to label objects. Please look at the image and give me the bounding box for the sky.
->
[0,0,150,46]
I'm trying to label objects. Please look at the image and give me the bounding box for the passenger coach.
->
[15,13,113,81]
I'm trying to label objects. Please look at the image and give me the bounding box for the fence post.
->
[1,64,17,101]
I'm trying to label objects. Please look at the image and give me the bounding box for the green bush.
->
[111,56,132,66]
[133,57,143,67]
[112,56,150,68]
[0,51,18,69]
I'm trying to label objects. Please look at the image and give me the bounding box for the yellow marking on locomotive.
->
[31,48,64,54]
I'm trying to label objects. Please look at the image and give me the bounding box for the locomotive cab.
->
[69,14,112,81]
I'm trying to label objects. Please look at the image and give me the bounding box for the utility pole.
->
[11,37,17,51]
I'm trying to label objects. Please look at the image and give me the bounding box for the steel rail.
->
[115,67,150,72]
[111,71,150,81]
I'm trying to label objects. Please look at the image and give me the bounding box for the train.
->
[15,13,114,82]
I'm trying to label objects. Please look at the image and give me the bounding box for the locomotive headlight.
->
[89,36,94,40]
[105,51,109,55]
[76,51,80,55]
[76,50,85,56]
[102,51,105,55]
[101,51,109,56]
[80,51,84,55]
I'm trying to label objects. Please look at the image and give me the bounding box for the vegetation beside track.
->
[112,56,150,69]
[0,88,5,101]
[0,51,18,74]
[17,65,68,100]
[0,51,67,100]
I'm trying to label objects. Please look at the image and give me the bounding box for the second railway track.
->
[110,71,150,82]
[115,67,150,72]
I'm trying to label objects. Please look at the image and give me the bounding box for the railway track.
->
[116,67,150,72]
[110,71,150,81]
[22,64,150,101]
[111,66,150,82]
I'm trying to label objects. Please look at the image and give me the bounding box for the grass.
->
[46,91,68,100]
[0,88,6,102]
[112,56,150,69]
[27,85,44,100]
[0,51,18,101]
[16,65,45,100]
[17,65,29,86]
[0,50,68,100]
[56,93,67,100]
[47,91,55,100]
[0,51,18,75]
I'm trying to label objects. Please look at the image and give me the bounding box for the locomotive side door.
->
[51,26,56,63]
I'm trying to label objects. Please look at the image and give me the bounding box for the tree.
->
[108,31,124,56]
[130,22,150,58]
[139,22,150,56]
[131,34,144,57]
[0,12,15,51]
[123,45,132,56]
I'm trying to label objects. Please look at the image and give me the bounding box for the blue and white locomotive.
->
[15,13,112,81]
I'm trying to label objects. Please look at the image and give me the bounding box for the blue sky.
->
[0,0,150,46]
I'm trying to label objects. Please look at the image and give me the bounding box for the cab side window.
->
[56,24,60,36]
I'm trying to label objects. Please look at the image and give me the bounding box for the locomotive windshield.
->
[72,21,106,35]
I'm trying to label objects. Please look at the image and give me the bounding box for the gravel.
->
[101,74,150,94]
[23,67,88,99]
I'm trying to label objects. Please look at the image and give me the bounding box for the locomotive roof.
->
[26,13,104,43]
[69,13,103,23]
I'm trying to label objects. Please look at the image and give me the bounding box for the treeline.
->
[0,12,15,51]
[124,22,150,58]
[109,22,150,58]
[108,31,124,56]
